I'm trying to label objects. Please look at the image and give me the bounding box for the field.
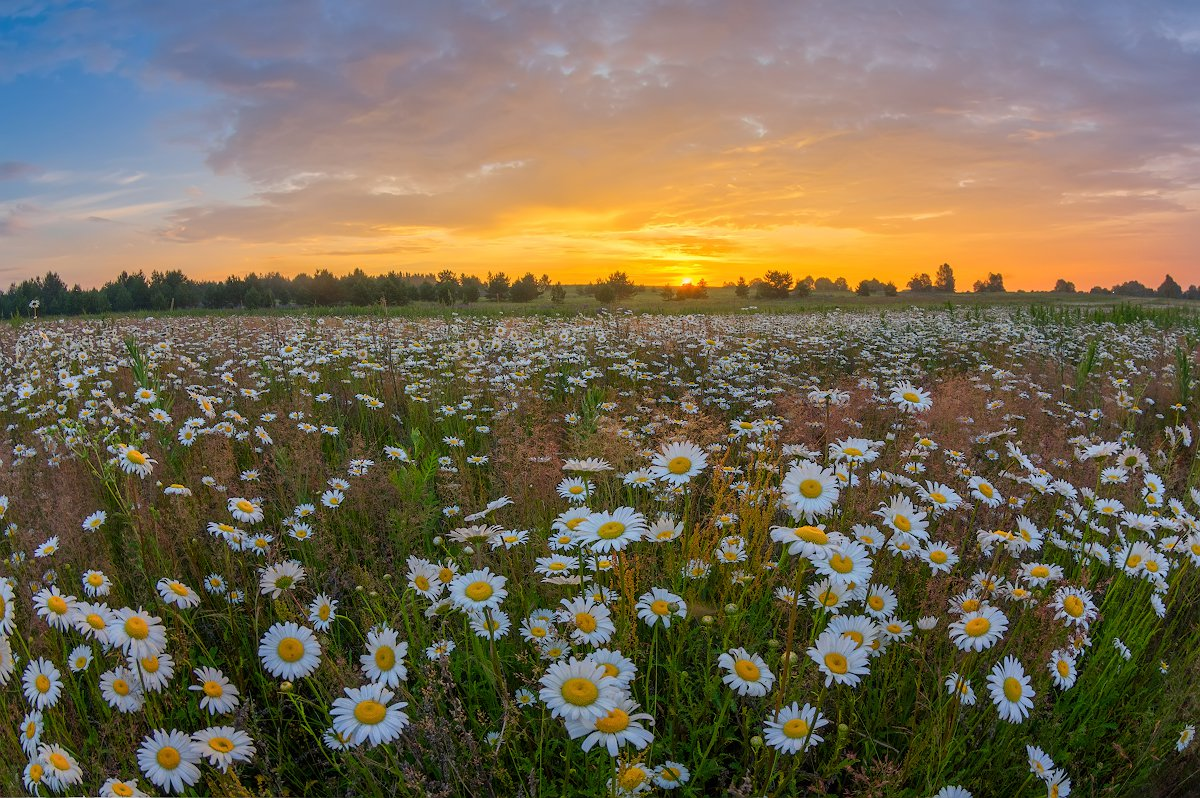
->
[0,301,1198,797]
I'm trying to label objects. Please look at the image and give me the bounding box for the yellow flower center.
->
[156,746,181,769]
[667,456,692,475]
[595,521,626,540]
[414,575,430,591]
[829,554,854,574]
[208,736,235,753]
[1145,560,1159,573]
[978,483,994,498]
[782,718,810,738]
[893,514,911,532]
[799,479,824,499]
[561,677,599,706]
[354,699,387,724]
[124,616,150,640]
[902,391,920,403]
[930,550,948,564]
[236,500,254,513]
[87,574,104,586]
[140,656,160,673]
[602,663,619,678]
[651,599,670,616]
[868,595,885,611]
[619,766,648,791]
[35,674,51,693]
[318,605,331,621]
[438,567,455,583]
[819,589,839,606]
[86,613,106,630]
[575,613,598,633]
[28,764,43,782]
[168,582,190,597]
[49,753,69,770]
[734,659,760,681]
[1063,595,1084,617]
[47,595,68,615]
[824,652,849,674]
[594,707,631,733]
[1125,555,1142,569]
[565,518,585,531]
[203,680,224,697]
[1031,566,1050,578]
[961,598,980,613]
[843,447,862,457]
[964,617,990,637]
[465,581,494,601]
[374,645,396,671]
[568,485,584,494]
[930,492,946,504]
[25,722,36,739]
[113,678,130,696]
[1056,660,1070,677]
[125,449,147,465]
[277,637,305,663]
[842,630,864,646]
[794,526,827,544]
[112,782,134,796]
[1003,677,1023,702]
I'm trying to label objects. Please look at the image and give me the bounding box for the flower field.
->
[0,306,1198,797]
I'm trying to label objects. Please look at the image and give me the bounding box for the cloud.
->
[4,0,1200,286]
[0,161,40,181]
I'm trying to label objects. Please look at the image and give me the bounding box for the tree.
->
[756,270,793,299]
[883,281,898,297]
[1053,279,1076,293]
[594,283,616,303]
[934,263,955,293]
[1158,274,1183,298]
[734,277,750,297]
[855,280,872,296]
[602,271,637,299]
[972,273,1006,293]
[550,283,566,303]
[484,272,510,301]
[907,273,934,292]
[509,272,540,302]
[833,277,850,292]
[794,275,815,297]
[660,285,676,301]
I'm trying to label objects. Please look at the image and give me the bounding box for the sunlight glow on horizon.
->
[2,1,1199,292]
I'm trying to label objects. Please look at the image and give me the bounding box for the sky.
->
[2,0,1199,291]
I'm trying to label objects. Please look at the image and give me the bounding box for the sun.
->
[680,277,693,286]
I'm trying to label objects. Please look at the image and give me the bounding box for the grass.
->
[0,305,1197,797]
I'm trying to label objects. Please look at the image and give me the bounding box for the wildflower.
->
[137,729,202,794]
[763,702,828,753]
[718,647,776,697]
[577,508,648,552]
[190,666,241,714]
[23,658,62,710]
[259,560,306,598]
[564,696,655,755]
[949,606,1009,652]
[635,587,687,628]
[649,440,708,485]
[449,567,508,612]
[259,622,322,680]
[539,657,624,723]
[988,656,1034,723]
[891,381,932,412]
[780,460,840,520]
[808,629,871,687]
[191,726,256,772]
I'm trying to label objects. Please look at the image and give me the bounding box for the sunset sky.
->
[2,1,1199,290]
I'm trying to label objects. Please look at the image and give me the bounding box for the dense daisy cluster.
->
[0,309,1196,796]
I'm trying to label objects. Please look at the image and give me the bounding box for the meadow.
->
[0,301,1197,797]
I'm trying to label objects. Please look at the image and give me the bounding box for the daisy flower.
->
[559,596,616,646]
[891,381,932,412]
[82,510,107,531]
[309,594,338,631]
[449,567,508,612]
[780,460,840,520]
[717,647,776,697]
[653,761,691,789]
[259,622,322,680]
[576,507,648,552]
[23,658,62,710]
[259,560,305,598]
[360,625,408,687]
[157,578,201,609]
[635,587,687,628]
[191,726,256,772]
[81,569,112,597]
[190,666,241,715]
[227,497,265,524]
[763,702,828,754]
[136,729,201,795]
[564,696,655,755]
[808,629,871,687]
[100,666,144,712]
[38,743,84,788]
[100,776,150,797]
[539,657,624,723]
[117,445,156,477]
[649,440,708,485]
[949,606,1009,652]
[988,656,1035,723]
[944,672,977,705]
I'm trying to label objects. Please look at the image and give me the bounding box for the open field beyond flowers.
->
[0,306,1198,797]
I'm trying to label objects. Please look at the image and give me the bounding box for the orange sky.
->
[3,1,1199,290]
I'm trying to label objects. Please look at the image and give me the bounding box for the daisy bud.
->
[701,615,714,625]
[383,573,392,581]
[433,536,443,546]
[767,639,781,649]
[750,735,763,749]
[369,590,378,597]
[280,680,294,693]
[787,652,799,666]
[724,603,738,614]
[355,585,364,592]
